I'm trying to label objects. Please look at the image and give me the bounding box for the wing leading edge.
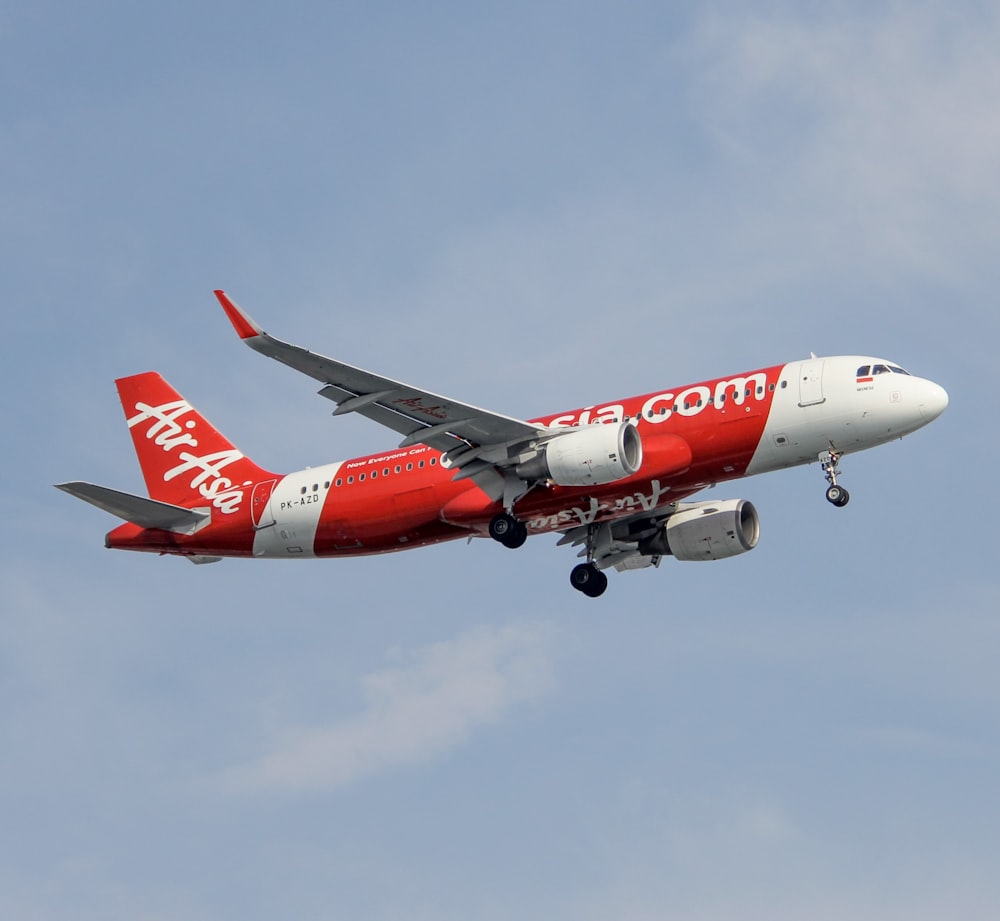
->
[214,291,545,468]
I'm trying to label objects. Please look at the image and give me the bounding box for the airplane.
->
[56,291,949,597]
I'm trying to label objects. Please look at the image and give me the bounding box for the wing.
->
[215,291,547,495]
[556,505,678,573]
[557,496,760,573]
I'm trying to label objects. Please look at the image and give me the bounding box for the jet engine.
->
[640,499,760,561]
[516,422,643,487]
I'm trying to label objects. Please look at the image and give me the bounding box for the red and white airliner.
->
[57,291,949,596]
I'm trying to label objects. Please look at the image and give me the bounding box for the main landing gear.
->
[570,562,608,598]
[568,521,611,597]
[489,512,527,549]
[489,510,610,598]
[820,447,850,507]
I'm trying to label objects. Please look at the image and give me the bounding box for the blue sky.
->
[3,2,999,918]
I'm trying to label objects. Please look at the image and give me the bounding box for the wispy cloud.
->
[220,623,556,794]
[687,5,1000,277]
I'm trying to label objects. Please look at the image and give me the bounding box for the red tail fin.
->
[116,372,277,514]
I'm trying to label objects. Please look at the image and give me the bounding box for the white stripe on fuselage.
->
[251,462,343,558]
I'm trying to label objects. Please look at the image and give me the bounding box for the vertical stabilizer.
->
[116,372,277,514]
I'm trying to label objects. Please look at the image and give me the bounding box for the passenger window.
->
[347,476,354,484]
[418,460,425,468]
[335,478,342,487]
[430,457,437,465]
[371,470,377,479]
[407,463,413,471]
[395,465,401,473]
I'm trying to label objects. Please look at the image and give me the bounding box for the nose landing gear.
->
[820,447,850,507]
[825,484,849,506]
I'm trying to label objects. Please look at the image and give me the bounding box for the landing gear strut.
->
[570,562,608,598]
[568,521,611,597]
[820,447,850,507]
[489,512,527,549]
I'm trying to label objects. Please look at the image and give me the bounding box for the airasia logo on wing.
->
[126,399,249,514]
[392,396,449,420]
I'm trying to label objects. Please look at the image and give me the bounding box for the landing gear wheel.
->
[489,513,527,548]
[489,512,515,542]
[820,447,850,508]
[825,485,850,507]
[570,562,608,598]
[503,520,528,548]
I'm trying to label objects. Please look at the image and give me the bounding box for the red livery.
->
[57,293,948,596]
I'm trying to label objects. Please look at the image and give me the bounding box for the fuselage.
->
[105,355,948,560]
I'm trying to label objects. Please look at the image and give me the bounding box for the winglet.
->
[214,289,264,340]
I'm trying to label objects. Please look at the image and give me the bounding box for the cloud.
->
[686,4,1000,278]
[220,623,556,794]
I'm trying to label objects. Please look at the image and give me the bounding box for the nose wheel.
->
[820,448,850,507]
[489,512,528,548]
[825,484,850,507]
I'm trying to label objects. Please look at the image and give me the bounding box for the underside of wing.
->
[558,497,761,571]
[557,506,678,572]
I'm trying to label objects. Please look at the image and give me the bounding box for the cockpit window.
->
[859,362,911,379]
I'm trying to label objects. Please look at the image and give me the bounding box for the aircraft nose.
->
[919,380,949,422]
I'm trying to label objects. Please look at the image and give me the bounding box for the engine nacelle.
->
[640,499,760,561]
[516,422,643,487]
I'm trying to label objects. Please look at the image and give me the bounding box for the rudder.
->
[116,372,277,514]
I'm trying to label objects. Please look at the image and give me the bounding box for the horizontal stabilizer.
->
[55,482,210,535]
